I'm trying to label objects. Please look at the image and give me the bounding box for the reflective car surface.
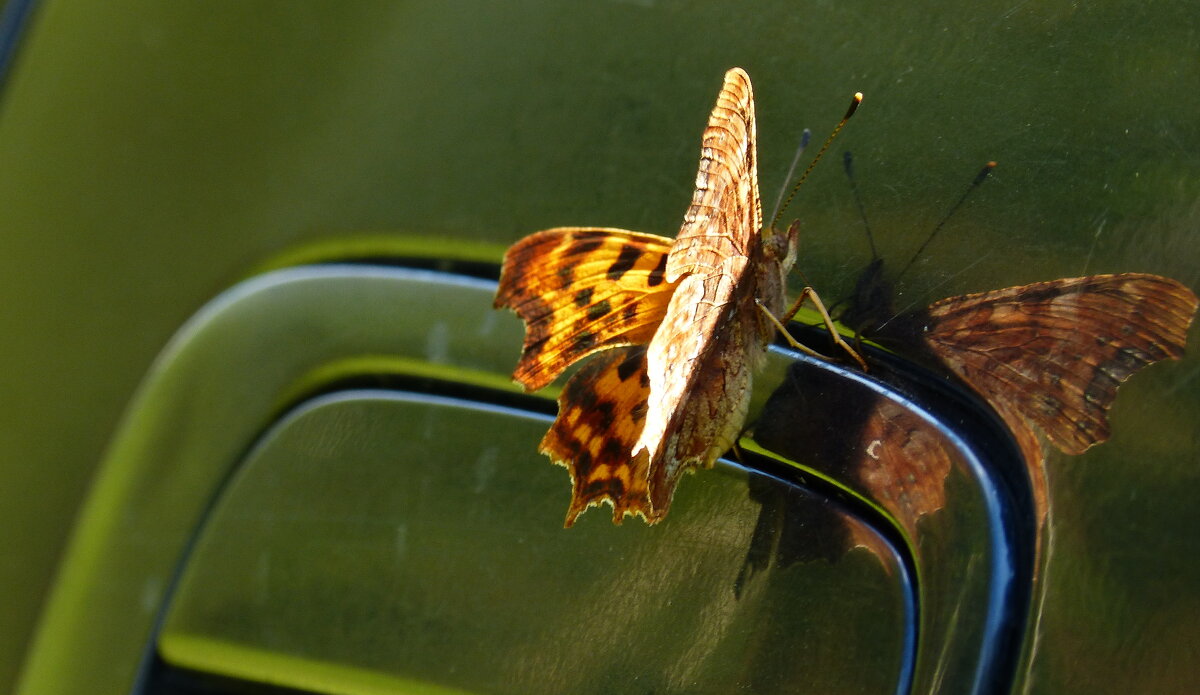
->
[2,2,1197,694]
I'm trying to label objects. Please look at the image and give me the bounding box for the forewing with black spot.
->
[494,227,676,391]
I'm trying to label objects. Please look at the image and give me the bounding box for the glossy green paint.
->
[14,268,521,693]
[2,0,1197,692]
[160,394,907,694]
[15,266,912,693]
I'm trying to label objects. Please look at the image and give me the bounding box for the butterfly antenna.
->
[769,92,864,232]
[894,160,996,284]
[843,150,878,260]
[768,129,811,228]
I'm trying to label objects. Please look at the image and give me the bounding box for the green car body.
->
[2,2,1198,693]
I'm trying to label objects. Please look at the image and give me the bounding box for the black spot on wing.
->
[574,287,595,307]
[624,355,643,384]
[587,299,612,321]
[571,229,612,241]
[583,472,624,498]
[599,437,627,465]
[593,400,617,431]
[647,252,668,287]
[575,331,597,352]
[556,262,577,290]
[571,232,607,254]
[616,349,643,382]
[607,244,642,280]
[567,371,600,412]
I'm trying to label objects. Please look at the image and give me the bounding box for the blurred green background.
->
[1,1,1196,692]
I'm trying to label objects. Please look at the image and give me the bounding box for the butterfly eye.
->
[779,220,802,268]
[761,220,799,265]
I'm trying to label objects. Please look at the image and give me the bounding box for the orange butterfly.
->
[495,68,860,526]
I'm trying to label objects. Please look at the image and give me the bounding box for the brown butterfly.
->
[834,156,1199,518]
[495,68,861,526]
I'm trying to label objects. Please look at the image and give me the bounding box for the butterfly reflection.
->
[736,359,955,596]
[738,160,1198,590]
[835,155,1199,520]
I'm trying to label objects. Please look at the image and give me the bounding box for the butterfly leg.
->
[757,288,869,371]
[729,438,746,466]
[756,300,830,360]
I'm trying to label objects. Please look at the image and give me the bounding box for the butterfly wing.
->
[922,273,1198,455]
[538,345,657,526]
[753,362,954,542]
[494,227,676,391]
[635,68,764,502]
[987,401,1051,520]
[666,66,761,281]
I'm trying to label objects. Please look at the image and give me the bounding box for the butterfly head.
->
[763,219,801,272]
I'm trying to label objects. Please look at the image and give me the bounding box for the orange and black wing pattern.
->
[538,345,657,526]
[494,68,783,526]
[494,227,676,391]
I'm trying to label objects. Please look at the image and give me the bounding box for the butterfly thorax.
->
[757,220,801,319]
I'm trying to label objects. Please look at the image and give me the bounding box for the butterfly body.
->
[495,68,799,525]
[640,218,797,511]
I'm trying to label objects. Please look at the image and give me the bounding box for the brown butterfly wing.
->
[752,362,955,544]
[635,67,771,511]
[538,345,657,526]
[494,227,676,391]
[922,273,1198,456]
[986,401,1050,520]
[665,66,760,281]
[857,399,954,535]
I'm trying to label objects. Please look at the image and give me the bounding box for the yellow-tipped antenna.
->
[769,91,863,232]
